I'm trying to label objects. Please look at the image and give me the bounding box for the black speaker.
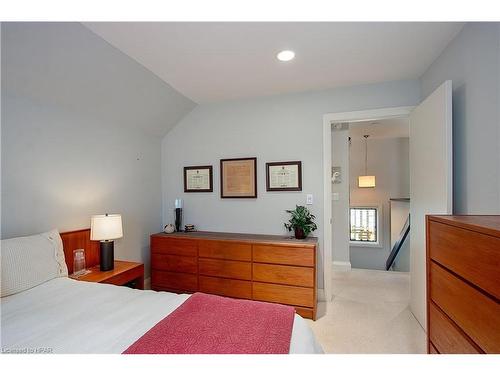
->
[100,241,114,271]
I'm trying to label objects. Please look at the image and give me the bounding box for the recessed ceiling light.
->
[277,50,295,62]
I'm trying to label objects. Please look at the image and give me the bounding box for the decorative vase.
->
[164,224,175,234]
[294,227,306,239]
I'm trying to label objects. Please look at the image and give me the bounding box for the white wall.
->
[1,23,195,276]
[420,23,500,214]
[349,137,410,270]
[162,80,421,288]
[331,128,350,269]
[1,24,2,238]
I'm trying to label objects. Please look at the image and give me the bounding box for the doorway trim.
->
[322,106,414,302]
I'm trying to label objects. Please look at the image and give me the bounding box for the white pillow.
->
[1,229,68,297]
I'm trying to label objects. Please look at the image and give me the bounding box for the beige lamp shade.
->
[90,214,123,241]
[358,175,376,188]
[358,134,376,188]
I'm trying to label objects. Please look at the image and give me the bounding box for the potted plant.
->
[284,205,318,239]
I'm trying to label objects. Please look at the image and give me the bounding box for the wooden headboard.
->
[60,229,100,274]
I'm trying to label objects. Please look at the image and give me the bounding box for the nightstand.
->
[70,260,144,289]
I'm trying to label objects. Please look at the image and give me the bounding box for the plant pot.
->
[294,227,306,239]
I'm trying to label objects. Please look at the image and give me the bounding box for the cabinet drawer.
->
[253,245,314,267]
[429,343,439,354]
[253,263,314,287]
[253,282,314,307]
[101,265,144,287]
[151,270,198,292]
[199,258,251,280]
[294,306,314,319]
[429,220,500,299]
[429,302,481,354]
[430,262,500,353]
[151,236,197,256]
[199,276,252,299]
[151,253,197,274]
[199,240,251,261]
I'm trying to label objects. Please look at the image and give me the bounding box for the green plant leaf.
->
[283,205,318,237]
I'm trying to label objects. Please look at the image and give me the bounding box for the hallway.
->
[308,269,426,353]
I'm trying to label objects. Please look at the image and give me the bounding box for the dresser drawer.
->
[151,236,197,257]
[199,258,252,280]
[429,220,500,299]
[253,245,314,267]
[253,263,314,287]
[151,253,197,274]
[199,240,251,261]
[253,282,314,307]
[429,302,481,354]
[294,306,314,319]
[199,276,252,299]
[151,270,198,292]
[429,343,439,354]
[430,262,500,353]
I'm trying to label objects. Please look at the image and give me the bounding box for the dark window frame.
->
[349,207,379,244]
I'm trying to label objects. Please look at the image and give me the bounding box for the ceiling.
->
[84,22,464,103]
[349,118,409,139]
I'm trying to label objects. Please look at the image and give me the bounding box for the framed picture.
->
[184,165,213,192]
[220,157,257,198]
[266,161,302,191]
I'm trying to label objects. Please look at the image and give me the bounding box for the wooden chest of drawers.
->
[150,231,318,319]
[426,215,500,354]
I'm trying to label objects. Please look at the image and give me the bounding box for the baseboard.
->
[144,277,151,290]
[332,261,352,272]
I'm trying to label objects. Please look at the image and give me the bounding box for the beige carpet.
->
[308,269,426,354]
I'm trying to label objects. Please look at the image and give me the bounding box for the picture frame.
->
[220,157,257,198]
[184,165,213,192]
[266,161,302,191]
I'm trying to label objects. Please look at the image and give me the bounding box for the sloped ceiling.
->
[2,22,196,136]
[84,22,464,103]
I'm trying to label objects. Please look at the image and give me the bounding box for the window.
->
[350,207,378,244]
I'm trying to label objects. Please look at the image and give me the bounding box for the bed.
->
[0,229,323,354]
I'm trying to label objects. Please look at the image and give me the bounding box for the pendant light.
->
[358,134,376,188]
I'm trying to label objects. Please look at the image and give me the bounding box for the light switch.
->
[332,192,340,201]
[306,194,314,205]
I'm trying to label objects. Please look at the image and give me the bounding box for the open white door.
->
[409,80,453,329]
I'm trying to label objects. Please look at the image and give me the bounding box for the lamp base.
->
[175,208,182,232]
[100,241,114,271]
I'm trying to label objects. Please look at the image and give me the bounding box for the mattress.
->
[0,277,323,354]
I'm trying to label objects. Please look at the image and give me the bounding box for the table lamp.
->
[90,213,123,271]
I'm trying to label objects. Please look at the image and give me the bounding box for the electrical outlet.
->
[306,194,313,205]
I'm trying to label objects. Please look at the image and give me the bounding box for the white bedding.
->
[1,277,323,354]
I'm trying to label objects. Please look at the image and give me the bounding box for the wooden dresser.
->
[426,215,500,354]
[150,231,318,320]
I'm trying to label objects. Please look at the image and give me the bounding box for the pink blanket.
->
[123,292,295,354]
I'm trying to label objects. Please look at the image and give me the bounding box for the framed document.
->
[184,165,213,192]
[266,161,302,191]
[220,157,257,198]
